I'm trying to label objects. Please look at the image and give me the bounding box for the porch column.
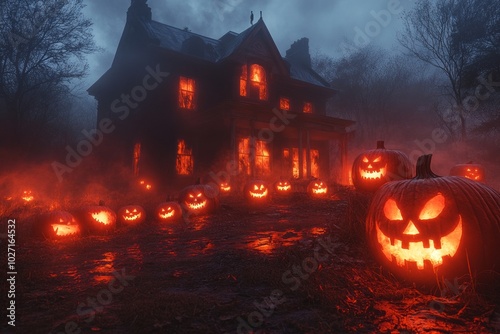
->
[298,128,303,178]
[306,129,311,178]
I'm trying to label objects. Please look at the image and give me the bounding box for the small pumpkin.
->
[78,202,117,233]
[274,179,292,196]
[21,190,34,203]
[118,205,146,225]
[219,182,232,195]
[366,154,500,284]
[449,161,485,182]
[352,140,412,192]
[36,211,81,239]
[178,181,218,215]
[307,179,328,198]
[245,180,270,203]
[156,201,183,222]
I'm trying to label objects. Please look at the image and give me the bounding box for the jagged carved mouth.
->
[124,213,142,221]
[159,210,175,219]
[249,189,268,198]
[376,217,463,270]
[360,165,387,180]
[186,201,207,210]
[91,212,113,225]
[52,224,80,236]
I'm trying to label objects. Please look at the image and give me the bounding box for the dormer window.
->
[303,102,313,113]
[239,64,267,100]
[179,76,196,109]
[279,97,290,111]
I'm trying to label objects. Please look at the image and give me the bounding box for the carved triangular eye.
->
[373,156,382,163]
[419,194,445,220]
[384,199,403,220]
[362,156,369,163]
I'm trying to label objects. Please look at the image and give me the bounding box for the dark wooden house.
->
[88,0,354,190]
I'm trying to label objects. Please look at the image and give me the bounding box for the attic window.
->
[179,77,196,109]
[176,139,193,175]
[303,102,313,113]
[279,97,290,111]
[239,64,267,100]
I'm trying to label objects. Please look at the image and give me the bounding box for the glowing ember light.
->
[91,212,114,225]
[146,184,152,190]
[51,222,80,237]
[22,190,34,202]
[303,102,313,113]
[179,76,196,109]
[176,139,193,175]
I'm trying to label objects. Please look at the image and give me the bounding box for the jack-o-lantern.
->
[219,182,232,195]
[352,141,412,192]
[36,211,81,239]
[245,180,270,203]
[274,179,292,196]
[77,203,117,234]
[178,183,218,215]
[118,205,146,225]
[156,201,182,222]
[22,190,34,202]
[366,154,500,283]
[307,179,328,198]
[450,161,485,182]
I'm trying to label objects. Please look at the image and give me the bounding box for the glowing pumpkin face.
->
[307,180,328,198]
[275,180,292,195]
[219,182,231,194]
[118,205,146,225]
[22,190,34,202]
[245,180,269,201]
[366,154,500,283]
[78,205,117,234]
[156,201,182,222]
[178,184,218,215]
[352,141,412,192]
[37,211,81,239]
[450,162,484,182]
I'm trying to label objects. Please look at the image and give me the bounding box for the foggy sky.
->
[82,0,413,89]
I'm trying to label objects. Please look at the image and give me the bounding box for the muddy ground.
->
[1,188,500,333]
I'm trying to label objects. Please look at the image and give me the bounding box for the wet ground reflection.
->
[90,251,117,283]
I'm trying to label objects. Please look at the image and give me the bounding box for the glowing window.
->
[179,77,196,109]
[292,148,319,178]
[303,102,313,113]
[176,139,193,175]
[255,140,270,176]
[238,138,251,175]
[238,137,270,176]
[280,97,290,111]
[133,142,141,176]
[239,64,267,100]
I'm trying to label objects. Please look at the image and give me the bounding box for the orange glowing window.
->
[176,139,193,175]
[179,77,196,109]
[239,64,267,100]
[238,137,270,176]
[280,97,290,111]
[292,148,319,178]
[303,102,313,113]
[133,142,141,176]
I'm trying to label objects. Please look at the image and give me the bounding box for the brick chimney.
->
[127,0,152,21]
[285,38,311,68]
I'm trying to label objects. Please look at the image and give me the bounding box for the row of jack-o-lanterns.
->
[356,147,500,286]
[351,140,486,193]
[33,179,332,240]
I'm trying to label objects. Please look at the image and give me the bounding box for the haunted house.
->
[88,0,355,189]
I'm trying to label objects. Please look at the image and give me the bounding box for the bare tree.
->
[0,0,98,146]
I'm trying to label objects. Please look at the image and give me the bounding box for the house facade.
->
[88,0,355,191]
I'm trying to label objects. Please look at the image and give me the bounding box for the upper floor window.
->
[179,77,196,109]
[303,102,313,113]
[239,64,268,100]
[280,97,290,111]
[176,139,193,175]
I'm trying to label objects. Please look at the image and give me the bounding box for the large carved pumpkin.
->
[118,205,146,226]
[156,201,183,222]
[244,180,270,203]
[307,179,328,198]
[178,182,218,215]
[352,141,412,192]
[366,154,500,283]
[449,161,485,182]
[36,211,81,239]
[274,179,292,196]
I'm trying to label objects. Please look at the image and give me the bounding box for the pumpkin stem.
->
[376,140,385,149]
[415,154,440,179]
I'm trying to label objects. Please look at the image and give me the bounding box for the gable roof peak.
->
[127,0,152,21]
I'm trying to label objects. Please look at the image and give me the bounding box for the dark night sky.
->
[82,0,413,89]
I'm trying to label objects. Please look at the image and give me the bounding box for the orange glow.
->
[280,97,290,110]
[139,179,153,191]
[220,182,231,193]
[133,143,141,176]
[51,223,80,237]
[91,252,116,283]
[241,64,267,100]
[383,199,403,220]
[377,217,463,270]
[309,181,328,196]
[419,194,445,220]
[22,190,34,202]
[91,211,114,226]
[157,202,182,222]
[176,139,193,175]
[238,138,251,175]
[248,184,268,199]
[276,180,291,192]
[240,65,247,97]
[403,221,420,235]
[292,149,319,178]
[185,192,207,210]
[255,140,270,176]
[303,102,313,113]
[179,76,196,109]
[239,138,270,176]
